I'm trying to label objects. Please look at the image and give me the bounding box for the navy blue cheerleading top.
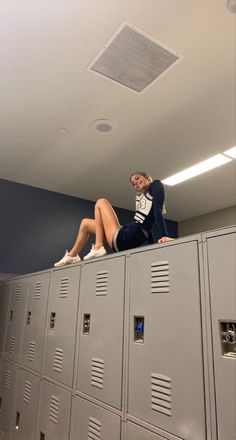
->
[132,179,168,241]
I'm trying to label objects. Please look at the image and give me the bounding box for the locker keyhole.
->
[26,311,31,326]
[15,411,20,431]
[83,314,91,335]
[50,312,56,330]
[40,432,45,440]
[134,316,145,343]
[10,310,13,322]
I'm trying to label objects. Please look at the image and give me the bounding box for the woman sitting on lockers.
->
[54,171,173,267]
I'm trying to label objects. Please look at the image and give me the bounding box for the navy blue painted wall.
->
[0,179,178,274]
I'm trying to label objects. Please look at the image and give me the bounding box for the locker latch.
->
[50,312,56,330]
[134,316,145,343]
[0,397,2,412]
[26,311,31,326]
[10,310,13,322]
[15,411,20,431]
[40,432,46,440]
[220,321,236,357]
[83,314,91,335]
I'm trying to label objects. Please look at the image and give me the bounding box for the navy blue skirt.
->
[112,223,148,252]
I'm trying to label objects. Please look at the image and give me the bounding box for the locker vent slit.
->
[88,417,102,439]
[151,261,170,294]
[151,373,172,416]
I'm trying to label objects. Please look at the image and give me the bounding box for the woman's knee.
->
[80,218,90,231]
[96,198,109,208]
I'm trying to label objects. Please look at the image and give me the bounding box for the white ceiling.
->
[0,0,235,221]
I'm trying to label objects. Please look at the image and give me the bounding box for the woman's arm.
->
[150,180,174,243]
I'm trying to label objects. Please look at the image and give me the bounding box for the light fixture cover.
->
[223,146,236,159]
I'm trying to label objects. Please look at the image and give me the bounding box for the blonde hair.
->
[130,171,167,215]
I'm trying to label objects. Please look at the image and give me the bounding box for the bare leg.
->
[94,199,120,249]
[69,218,96,256]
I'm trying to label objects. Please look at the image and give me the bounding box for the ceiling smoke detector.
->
[90,119,118,133]
[88,23,182,93]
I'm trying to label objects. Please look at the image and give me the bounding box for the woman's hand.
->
[158,236,175,244]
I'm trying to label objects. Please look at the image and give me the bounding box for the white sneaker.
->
[54,251,81,267]
[83,245,107,261]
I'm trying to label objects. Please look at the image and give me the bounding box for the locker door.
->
[206,232,236,440]
[76,256,125,409]
[43,266,80,387]
[70,396,121,440]
[21,272,50,373]
[5,278,29,363]
[37,380,71,440]
[0,281,11,356]
[0,360,18,440]
[126,421,169,440]
[12,368,40,440]
[128,241,206,440]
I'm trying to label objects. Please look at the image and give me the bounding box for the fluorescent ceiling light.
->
[223,146,236,159]
[163,154,232,186]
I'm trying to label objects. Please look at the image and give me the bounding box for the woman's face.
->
[130,174,150,192]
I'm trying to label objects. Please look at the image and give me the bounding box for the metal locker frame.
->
[126,236,208,440]
[21,271,51,373]
[12,367,40,440]
[0,280,11,358]
[36,379,72,440]
[4,276,29,364]
[0,359,18,440]
[202,226,236,440]
[43,265,81,387]
[70,395,122,440]
[125,420,173,440]
[75,254,126,410]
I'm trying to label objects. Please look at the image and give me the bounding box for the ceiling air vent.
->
[88,23,181,93]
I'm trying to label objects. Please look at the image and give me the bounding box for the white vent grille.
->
[53,348,63,373]
[88,417,102,440]
[88,23,180,93]
[91,358,104,389]
[151,261,170,294]
[96,271,108,296]
[34,282,42,300]
[28,341,36,362]
[5,370,12,390]
[15,284,22,300]
[9,336,16,354]
[151,373,172,416]
[23,380,32,404]
[59,277,69,298]
[49,395,60,424]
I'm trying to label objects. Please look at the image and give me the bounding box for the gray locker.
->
[12,368,40,440]
[128,240,206,440]
[0,360,18,440]
[37,379,72,440]
[126,421,172,440]
[4,277,29,363]
[43,266,80,387]
[21,272,50,373]
[76,257,125,409]
[70,396,121,440]
[0,281,11,357]
[205,230,236,440]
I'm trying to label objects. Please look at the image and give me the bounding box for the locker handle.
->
[134,316,145,343]
[10,310,13,322]
[50,312,56,330]
[40,432,46,440]
[0,397,2,412]
[83,314,91,335]
[15,411,20,431]
[26,311,31,326]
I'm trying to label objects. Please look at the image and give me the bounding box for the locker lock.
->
[220,322,236,357]
[15,412,20,431]
[134,316,145,343]
[26,311,31,326]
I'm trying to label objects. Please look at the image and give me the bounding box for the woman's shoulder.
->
[149,179,162,192]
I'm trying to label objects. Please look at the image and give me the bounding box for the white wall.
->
[179,205,236,237]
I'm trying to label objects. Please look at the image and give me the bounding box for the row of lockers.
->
[0,360,184,440]
[0,226,235,440]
